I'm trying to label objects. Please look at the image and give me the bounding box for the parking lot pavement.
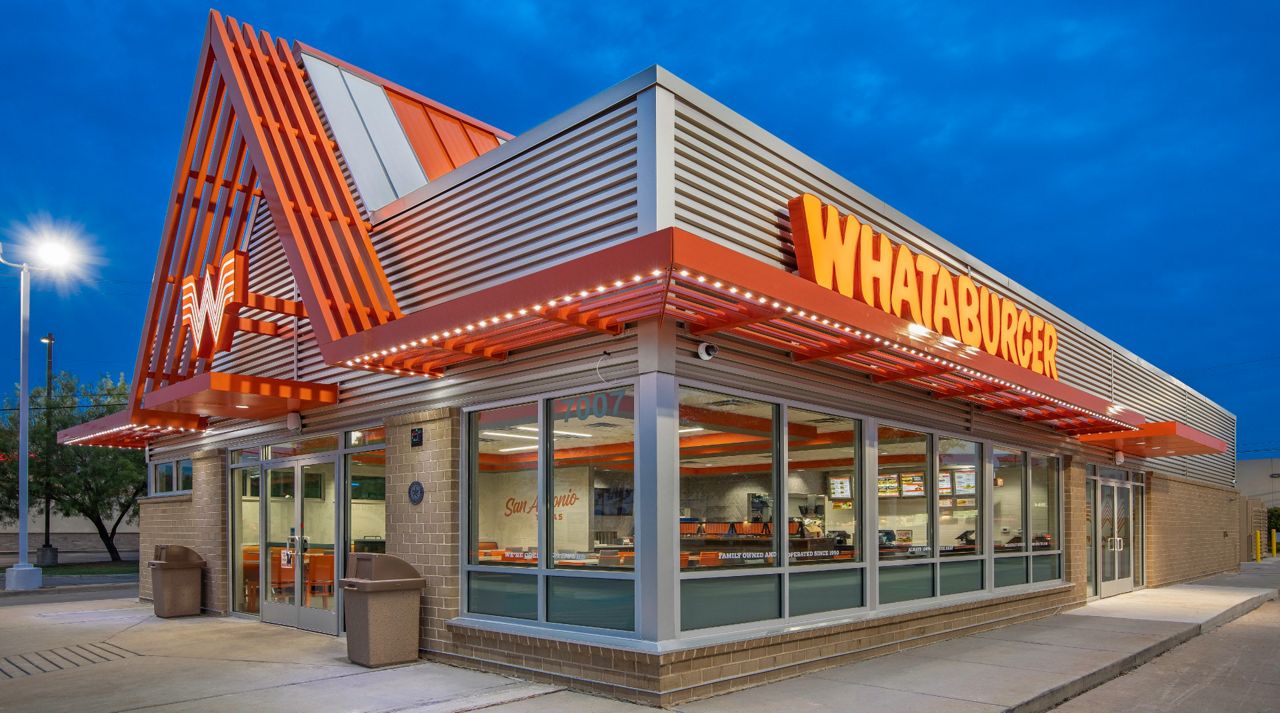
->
[1052,600,1280,713]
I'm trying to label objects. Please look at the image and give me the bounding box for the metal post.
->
[1272,529,1277,559]
[1256,530,1262,564]
[5,264,42,590]
[37,333,57,566]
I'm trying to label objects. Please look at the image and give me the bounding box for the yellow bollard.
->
[1273,529,1277,559]
[1256,530,1263,563]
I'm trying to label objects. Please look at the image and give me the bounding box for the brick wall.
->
[1144,470,1239,587]
[137,448,228,613]
[441,584,1079,706]
[1240,497,1267,561]
[383,408,461,652]
[1062,457,1088,598]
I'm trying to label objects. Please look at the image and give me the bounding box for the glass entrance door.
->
[260,459,339,633]
[1097,481,1134,597]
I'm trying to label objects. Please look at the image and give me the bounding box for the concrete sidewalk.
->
[672,560,1280,713]
[0,561,1275,712]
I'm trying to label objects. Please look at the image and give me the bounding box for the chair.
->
[305,554,335,608]
[738,522,770,537]
[680,551,693,569]
[698,551,722,567]
[679,523,701,537]
[702,522,731,537]
[268,547,292,602]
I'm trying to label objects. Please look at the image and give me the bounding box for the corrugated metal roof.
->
[294,42,510,211]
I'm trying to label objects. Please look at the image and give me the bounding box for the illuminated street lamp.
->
[1,232,80,591]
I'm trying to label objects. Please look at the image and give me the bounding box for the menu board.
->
[900,473,925,497]
[877,475,899,497]
[827,475,853,500]
[938,473,953,496]
[955,471,977,495]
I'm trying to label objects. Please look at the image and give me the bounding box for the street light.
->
[1,235,81,591]
[38,333,57,567]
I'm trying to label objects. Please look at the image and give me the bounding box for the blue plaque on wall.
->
[408,480,424,505]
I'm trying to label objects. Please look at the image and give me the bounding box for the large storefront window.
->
[470,403,540,566]
[938,438,981,557]
[1029,455,1059,552]
[877,427,930,560]
[549,387,635,570]
[347,447,386,554]
[993,449,1025,553]
[787,408,859,565]
[465,392,637,632]
[678,387,776,569]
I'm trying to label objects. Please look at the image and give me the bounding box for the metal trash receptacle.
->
[340,552,426,667]
[148,545,206,618]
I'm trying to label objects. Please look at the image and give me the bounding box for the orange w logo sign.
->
[181,251,248,358]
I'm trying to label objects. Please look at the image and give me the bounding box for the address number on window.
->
[556,389,626,422]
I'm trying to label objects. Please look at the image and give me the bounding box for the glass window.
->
[787,408,859,565]
[681,575,780,629]
[468,572,537,619]
[877,426,930,560]
[879,563,934,604]
[995,556,1028,587]
[993,449,1026,552]
[232,466,260,614]
[1029,456,1059,552]
[231,447,260,465]
[1132,486,1145,586]
[678,388,777,570]
[938,438,980,557]
[178,459,193,491]
[153,462,175,494]
[346,427,386,448]
[470,403,540,566]
[264,434,340,460]
[1086,480,1096,596]
[547,577,635,630]
[790,568,863,616]
[940,559,983,595]
[549,387,634,570]
[347,450,386,554]
[1032,554,1060,582]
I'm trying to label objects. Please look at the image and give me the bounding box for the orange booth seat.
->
[702,523,732,536]
[737,522,771,537]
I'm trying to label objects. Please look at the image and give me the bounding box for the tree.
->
[0,372,145,561]
[1269,507,1280,537]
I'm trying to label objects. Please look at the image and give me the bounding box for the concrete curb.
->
[0,581,139,598]
[1007,589,1277,713]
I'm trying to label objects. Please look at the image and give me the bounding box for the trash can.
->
[148,545,206,618]
[340,552,426,667]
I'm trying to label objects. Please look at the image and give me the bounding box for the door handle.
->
[1116,538,1124,552]
[286,535,299,549]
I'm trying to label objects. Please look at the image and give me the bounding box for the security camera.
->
[1113,451,1125,466]
[696,342,718,361]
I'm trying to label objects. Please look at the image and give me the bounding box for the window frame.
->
[460,381,642,638]
[149,458,192,496]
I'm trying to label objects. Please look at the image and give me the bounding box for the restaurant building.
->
[61,11,1237,705]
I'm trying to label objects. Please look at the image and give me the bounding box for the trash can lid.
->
[150,544,206,566]
[338,576,426,593]
[345,552,420,581]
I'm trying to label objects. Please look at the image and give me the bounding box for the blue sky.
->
[1,1,1277,455]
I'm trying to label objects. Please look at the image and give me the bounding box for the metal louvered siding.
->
[669,93,1235,486]
[371,99,640,313]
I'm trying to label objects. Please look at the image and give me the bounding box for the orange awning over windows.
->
[1077,421,1229,457]
[144,372,339,420]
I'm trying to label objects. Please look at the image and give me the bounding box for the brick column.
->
[137,448,228,613]
[384,408,461,653]
[1060,456,1088,599]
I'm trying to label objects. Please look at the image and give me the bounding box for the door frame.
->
[256,453,342,634]
[1096,478,1135,598]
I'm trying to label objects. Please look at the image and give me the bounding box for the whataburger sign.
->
[788,194,1060,380]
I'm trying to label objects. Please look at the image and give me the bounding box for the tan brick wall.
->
[137,448,228,613]
[383,408,460,652]
[1144,471,1239,586]
[1062,457,1088,598]
[441,583,1079,706]
[1240,497,1267,561]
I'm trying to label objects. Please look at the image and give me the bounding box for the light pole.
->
[37,333,57,567]
[2,238,78,591]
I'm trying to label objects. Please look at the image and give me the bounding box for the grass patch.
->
[1,561,139,576]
